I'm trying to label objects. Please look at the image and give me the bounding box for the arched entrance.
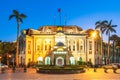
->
[56,57,64,66]
[70,57,75,65]
[45,57,50,65]
[38,57,43,65]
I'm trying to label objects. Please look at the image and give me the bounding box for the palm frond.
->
[110,28,116,33]
[101,20,108,24]
[20,14,27,18]
[95,21,100,25]
[13,10,19,16]
[108,20,112,26]
[19,18,23,23]
[9,15,15,20]
[112,25,117,27]
[106,29,109,35]
[95,25,101,29]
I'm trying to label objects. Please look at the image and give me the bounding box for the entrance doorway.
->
[56,57,64,66]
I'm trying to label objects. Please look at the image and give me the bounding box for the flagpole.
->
[54,15,56,26]
[58,8,61,26]
[64,15,67,26]
[59,9,61,26]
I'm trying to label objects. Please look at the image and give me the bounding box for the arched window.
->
[70,57,75,65]
[38,57,43,65]
[45,57,50,65]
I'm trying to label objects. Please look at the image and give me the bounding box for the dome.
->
[56,42,64,46]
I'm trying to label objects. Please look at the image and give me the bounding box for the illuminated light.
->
[54,46,58,48]
[57,27,63,31]
[91,31,97,38]
[45,39,51,43]
[57,48,63,51]
[38,57,43,61]
[9,55,11,58]
[63,52,66,54]
[63,46,66,48]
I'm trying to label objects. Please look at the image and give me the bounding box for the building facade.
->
[18,26,102,66]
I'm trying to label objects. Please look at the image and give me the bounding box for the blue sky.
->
[0,0,120,42]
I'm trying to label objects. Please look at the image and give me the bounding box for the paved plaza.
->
[0,68,120,80]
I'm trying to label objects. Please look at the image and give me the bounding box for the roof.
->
[38,25,83,33]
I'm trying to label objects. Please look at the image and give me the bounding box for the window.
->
[69,45,71,51]
[49,45,51,50]
[70,57,75,65]
[45,57,50,65]
[37,45,40,51]
[89,58,91,62]
[77,41,79,51]
[28,41,31,49]
[89,50,92,54]
[45,45,47,50]
[73,45,75,51]
[80,45,83,50]
[89,41,92,50]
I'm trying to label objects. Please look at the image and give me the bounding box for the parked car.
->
[102,64,118,69]
[0,63,8,69]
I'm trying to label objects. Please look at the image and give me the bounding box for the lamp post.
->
[7,54,11,66]
[13,56,15,67]
[9,55,11,66]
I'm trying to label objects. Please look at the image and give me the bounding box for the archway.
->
[70,57,75,65]
[45,57,50,65]
[38,57,43,65]
[56,57,64,66]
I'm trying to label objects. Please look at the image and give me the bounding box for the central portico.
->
[44,27,75,66]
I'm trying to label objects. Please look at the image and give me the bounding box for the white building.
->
[18,26,102,66]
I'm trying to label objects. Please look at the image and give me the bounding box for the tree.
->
[95,20,108,64]
[0,42,16,64]
[105,20,117,64]
[110,34,119,63]
[9,10,27,67]
[115,37,120,62]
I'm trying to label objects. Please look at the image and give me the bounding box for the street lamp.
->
[9,55,11,66]
[12,55,15,67]
[7,54,11,66]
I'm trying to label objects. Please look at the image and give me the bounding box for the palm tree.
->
[110,34,118,63]
[105,20,117,64]
[9,10,27,67]
[95,20,108,64]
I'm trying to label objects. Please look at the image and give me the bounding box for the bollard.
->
[24,66,27,72]
[113,68,117,73]
[12,66,16,73]
[93,65,97,72]
[94,68,96,72]
[104,68,107,73]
